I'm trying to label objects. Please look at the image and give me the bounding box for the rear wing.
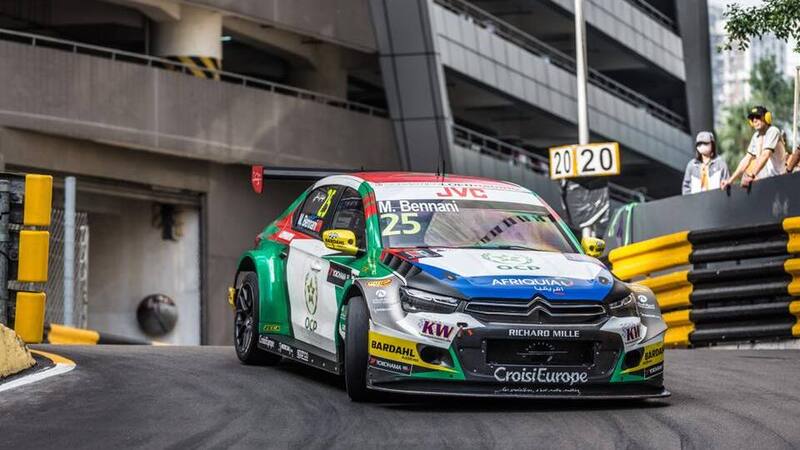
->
[250,165,358,194]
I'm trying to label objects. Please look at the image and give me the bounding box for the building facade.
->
[0,0,711,344]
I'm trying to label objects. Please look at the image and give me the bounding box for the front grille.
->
[464,297,607,324]
[486,339,596,366]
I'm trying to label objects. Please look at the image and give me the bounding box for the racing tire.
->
[344,296,374,402]
[234,271,281,366]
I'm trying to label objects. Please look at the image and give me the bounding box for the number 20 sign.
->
[548,142,620,180]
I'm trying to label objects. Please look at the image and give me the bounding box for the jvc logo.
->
[436,187,488,198]
[420,320,455,340]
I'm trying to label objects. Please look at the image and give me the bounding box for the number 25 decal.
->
[381,213,421,236]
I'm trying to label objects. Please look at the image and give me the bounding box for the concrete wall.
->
[83,193,201,344]
[184,0,377,52]
[546,0,684,80]
[610,172,800,247]
[0,40,398,171]
[432,3,693,171]
[0,128,307,345]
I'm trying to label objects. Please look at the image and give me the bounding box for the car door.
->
[286,185,343,355]
[319,187,366,340]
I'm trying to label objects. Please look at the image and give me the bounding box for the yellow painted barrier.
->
[790,301,800,338]
[47,323,100,345]
[784,217,800,255]
[665,324,694,348]
[13,292,46,343]
[785,259,800,297]
[18,230,49,282]
[637,270,693,311]
[608,231,691,280]
[22,174,53,226]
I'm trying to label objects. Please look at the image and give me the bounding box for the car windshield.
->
[377,199,575,252]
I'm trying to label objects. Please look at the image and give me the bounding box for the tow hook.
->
[227,287,236,310]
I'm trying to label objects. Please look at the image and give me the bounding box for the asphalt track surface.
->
[2,346,799,449]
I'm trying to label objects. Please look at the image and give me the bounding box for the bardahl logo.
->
[371,340,416,358]
[643,345,664,360]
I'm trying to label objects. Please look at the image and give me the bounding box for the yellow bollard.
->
[14,292,46,343]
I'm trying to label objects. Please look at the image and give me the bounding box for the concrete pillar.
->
[677,0,714,133]
[369,0,453,172]
[153,5,223,78]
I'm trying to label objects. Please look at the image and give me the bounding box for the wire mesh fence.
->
[45,208,89,328]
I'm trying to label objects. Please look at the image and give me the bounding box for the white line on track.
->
[0,351,76,393]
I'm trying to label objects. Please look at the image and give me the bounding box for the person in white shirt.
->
[722,106,786,189]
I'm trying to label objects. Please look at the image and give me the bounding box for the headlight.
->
[400,287,460,314]
[608,293,638,317]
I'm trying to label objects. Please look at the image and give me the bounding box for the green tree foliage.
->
[722,0,800,53]
[717,57,794,168]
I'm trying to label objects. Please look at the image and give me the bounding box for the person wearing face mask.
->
[682,131,730,195]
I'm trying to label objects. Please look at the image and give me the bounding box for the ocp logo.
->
[481,253,539,271]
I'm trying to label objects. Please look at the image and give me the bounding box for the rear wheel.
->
[234,272,281,365]
[344,296,375,402]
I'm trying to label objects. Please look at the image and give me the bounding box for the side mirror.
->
[581,236,605,257]
[322,229,360,256]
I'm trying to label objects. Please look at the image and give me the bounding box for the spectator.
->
[722,106,786,189]
[787,145,800,173]
[682,131,729,194]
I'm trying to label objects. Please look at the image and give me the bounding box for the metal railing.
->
[0,28,389,119]
[453,124,649,204]
[435,0,687,131]
[453,124,550,174]
[624,0,677,33]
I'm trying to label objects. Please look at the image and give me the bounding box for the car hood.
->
[394,248,614,301]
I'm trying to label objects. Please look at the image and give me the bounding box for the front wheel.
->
[234,271,281,365]
[344,296,375,402]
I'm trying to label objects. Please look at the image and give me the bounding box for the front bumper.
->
[366,322,667,399]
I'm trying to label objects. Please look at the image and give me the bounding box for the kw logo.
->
[420,320,456,340]
[436,186,488,198]
[624,325,640,342]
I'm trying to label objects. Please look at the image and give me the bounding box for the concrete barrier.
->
[0,324,35,378]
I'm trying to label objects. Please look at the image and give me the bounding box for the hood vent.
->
[382,253,422,278]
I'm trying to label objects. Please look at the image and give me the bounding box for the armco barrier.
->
[609,217,800,348]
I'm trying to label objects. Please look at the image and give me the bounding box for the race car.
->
[229,172,668,401]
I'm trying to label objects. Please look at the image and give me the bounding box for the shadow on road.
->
[268,359,671,412]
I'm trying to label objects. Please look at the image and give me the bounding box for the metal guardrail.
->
[453,124,649,204]
[0,28,389,119]
[435,0,687,131]
[624,0,677,33]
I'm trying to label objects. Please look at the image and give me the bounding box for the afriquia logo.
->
[304,272,318,332]
[481,253,539,271]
